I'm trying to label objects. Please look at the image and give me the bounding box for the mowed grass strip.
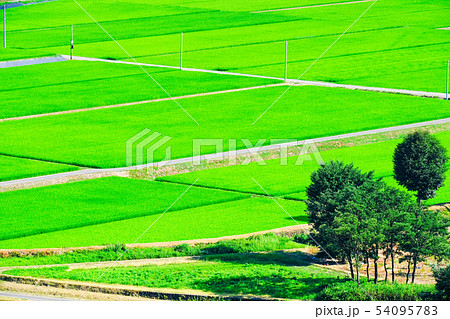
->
[159,131,450,202]
[0,86,449,170]
[4,255,341,300]
[0,176,249,242]
[0,197,306,249]
[0,61,278,118]
[0,155,79,182]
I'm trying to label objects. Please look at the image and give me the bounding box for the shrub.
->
[174,244,201,256]
[433,265,450,300]
[318,281,437,301]
[202,243,238,255]
[293,233,311,245]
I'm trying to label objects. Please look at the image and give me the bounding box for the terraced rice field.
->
[1,86,448,176]
[0,0,449,252]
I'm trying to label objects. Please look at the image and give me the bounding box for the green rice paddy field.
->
[1,0,449,92]
[0,61,277,118]
[0,0,449,251]
[1,130,448,249]
[159,130,450,205]
[0,155,78,181]
[1,86,448,175]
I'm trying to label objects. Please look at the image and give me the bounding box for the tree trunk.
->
[391,251,395,282]
[384,257,388,283]
[348,253,354,280]
[366,255,370,282]
[406,257,411,284]
[356,262,360,284]
[374,258,378,284]
[411,256,418,284]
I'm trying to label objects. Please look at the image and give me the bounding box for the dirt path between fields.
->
[0,256,200,273]
[251,0,375,13]
[0,224,309,256]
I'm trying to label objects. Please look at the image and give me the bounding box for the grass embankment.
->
[0,233,304,266]
[5,251,438,300]
[0,85,448,171]
[4,252,341,300]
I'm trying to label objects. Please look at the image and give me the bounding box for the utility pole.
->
[180,32,183,69]
[284,41,288,81]
[70,25,73,60]
[3,5,6,49]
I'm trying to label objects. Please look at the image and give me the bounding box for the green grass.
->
[0,60,278,118]
[159,131,450,203]
[4,252,342,300]
[2,0,449,91]
[0,196,306,249]
[0,176,249,242]
[0,85,448,170]
[0,155,79,181]
[319,281,438,301]
[0,233,304,267]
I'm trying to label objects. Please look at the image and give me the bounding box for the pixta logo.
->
[126,129,172,167]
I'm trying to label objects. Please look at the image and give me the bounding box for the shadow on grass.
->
[201,251,312,266]
[195,274,345,300]
[286,215,309,223]
[198,251,347,299]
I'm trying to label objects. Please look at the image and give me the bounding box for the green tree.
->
[402,208,449,283]
[433,265,450,299]
[306,161,375,276]
[393,131,448,204]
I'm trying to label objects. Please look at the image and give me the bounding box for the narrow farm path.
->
[0,290,73,301]
[0,256,200,273]
[0,83,285,122]
[67,55,448,99]
[1,117,449,188]
[251,0,376,13]
[0,56,66,68]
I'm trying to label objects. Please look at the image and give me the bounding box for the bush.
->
[202,243,238,255]
[318,281,438,301]
[293,233,311,245]
[433,265,450,300]
[173,244,201,256]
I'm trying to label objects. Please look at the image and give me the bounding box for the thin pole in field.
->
[3,5,6,49]
[284,41,288,81]
[447,60,449,100]
[180,32,183,70]
[70,25,74,60]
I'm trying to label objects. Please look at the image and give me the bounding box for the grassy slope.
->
[0,197,306,249]
[0,155,79,181]
[4,253,341,300]
[0,233,304,267]
[160,131,450,204]
[0,176,249,242]
[2,0,448,91]
[0,60,277,118]
[0,86,448,170]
